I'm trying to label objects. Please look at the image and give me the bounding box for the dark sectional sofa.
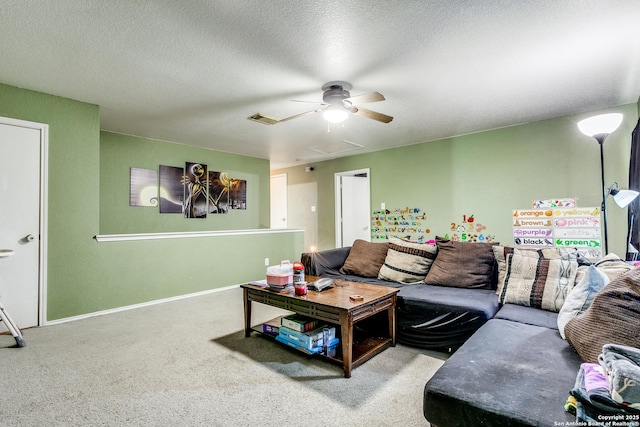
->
[301,246,501,352]
[301,243,585,426]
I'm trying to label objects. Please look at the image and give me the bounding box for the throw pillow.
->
[573,253,634,286]
[557,265,610,339]
[492,245,514,292]
[499,253,578,312]
[339,239,389,278]
[378,237,438,283]
[493,246,579,296]
[423,237,497,289]
[594,253,635,280]
[565,268,640,363]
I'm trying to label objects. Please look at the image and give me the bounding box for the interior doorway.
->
[288,181,318,252]
[335,168,371,247]
[0,116,48,329]
[270,173,287,229]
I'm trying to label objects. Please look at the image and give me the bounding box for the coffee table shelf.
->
[251,318,393,368]
[242,276,399,378]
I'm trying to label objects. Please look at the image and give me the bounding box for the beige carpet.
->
[0,287,445,426]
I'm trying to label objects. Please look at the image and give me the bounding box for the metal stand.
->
[0,298,25,347]
[0,249,25,347]
[598,138,609,255]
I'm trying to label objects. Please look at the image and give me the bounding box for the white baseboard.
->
[44,284,240,326]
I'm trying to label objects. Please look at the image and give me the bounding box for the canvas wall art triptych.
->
[129,163,246,218]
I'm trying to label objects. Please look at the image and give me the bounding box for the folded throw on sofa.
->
[570,363,620,414]
[599,343,640,410]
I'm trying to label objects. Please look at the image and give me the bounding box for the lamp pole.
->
[596,133,608,254]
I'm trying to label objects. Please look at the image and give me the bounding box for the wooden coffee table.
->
[241,276,399,378]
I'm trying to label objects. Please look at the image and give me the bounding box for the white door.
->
[0,118,47,329]
[335,169,371,247]
[270,173,288,229]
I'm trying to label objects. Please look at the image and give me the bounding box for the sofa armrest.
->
[301,247,351,276]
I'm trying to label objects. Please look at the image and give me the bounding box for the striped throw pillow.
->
[378,237,438,283]
[499,253,578,312]
[492,246,579,296]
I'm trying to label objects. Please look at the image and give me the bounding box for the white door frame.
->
[335,168,371,247]
[0,116,48,327]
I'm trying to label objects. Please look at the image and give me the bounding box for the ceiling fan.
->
[248,81,393,125]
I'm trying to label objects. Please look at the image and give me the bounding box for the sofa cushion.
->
[424,237,497,289]
[498,253,578,312]
[565,268,640,363]
[494,303,559,329]
[557,265,610,339]
[423,319,582,426]
[339,239,389,278]
[397,284,499,350]
[378,237,437,283]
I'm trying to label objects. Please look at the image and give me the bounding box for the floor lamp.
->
[577,113,639,255]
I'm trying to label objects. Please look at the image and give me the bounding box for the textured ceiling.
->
[1,1,639,169]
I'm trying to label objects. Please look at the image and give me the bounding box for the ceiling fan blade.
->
[278,108,322,123]
[344,91,385,106]
[248,108,321,125]
[352,107,393,124]
[291,99,324,104]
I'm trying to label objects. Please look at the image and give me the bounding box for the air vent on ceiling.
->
[308,140,364,155]
[247,113,279,125]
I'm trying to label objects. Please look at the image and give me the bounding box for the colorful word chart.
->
[513,206,602,259]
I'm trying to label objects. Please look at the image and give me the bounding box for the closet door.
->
[0,118,47,329]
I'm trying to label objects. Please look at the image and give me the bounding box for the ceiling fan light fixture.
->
[323,107,349,124]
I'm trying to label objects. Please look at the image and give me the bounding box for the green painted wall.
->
[0,83,303,321]
[99,131,270,233]
[274,104,640,257]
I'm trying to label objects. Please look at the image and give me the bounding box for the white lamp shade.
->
[323,108,349,123]
[577,113,623,137]
[613,189,640,208]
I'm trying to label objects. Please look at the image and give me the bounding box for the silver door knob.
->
[26,234,36,242]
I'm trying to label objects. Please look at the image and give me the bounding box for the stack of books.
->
[275,314,339,355]
[281,314,319,332]
[248,279,292,293]
[261,316,283,336]
[267,282,293,293]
